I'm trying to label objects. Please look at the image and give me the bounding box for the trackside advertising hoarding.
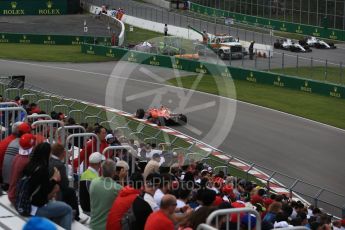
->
[0,33,111,45]
[81,44,345,99]
[0,0,67,15]
[189,2,345,42]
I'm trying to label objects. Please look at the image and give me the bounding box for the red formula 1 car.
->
[135,106,187,126]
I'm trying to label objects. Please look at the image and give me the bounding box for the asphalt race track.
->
[1,59,344,213]
[0,15,115,37]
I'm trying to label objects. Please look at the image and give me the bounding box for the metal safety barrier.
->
[4,88,20,100]
[31,120,65,144]
[55,125,86,146]
[214,166,228,176]
[102,145,138,174]
[68,110,84,124]
[0,102,18,107]
[206,208,261,230]
[274,227,309,230]
[65,133,100,175]
[53,104,69,115]
[26,114,52,123]
[21,93,37,103]
[196,224,217,230]
[0,107,27,140]
[37,99,53,113]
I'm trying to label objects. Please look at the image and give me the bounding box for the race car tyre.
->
[177,114,187,124]
[136,108,145,119]
[274,43,281,49]
[329,43,336,49]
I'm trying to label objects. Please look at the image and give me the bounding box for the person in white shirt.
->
[144,173,161,212]
[154,174,173,207]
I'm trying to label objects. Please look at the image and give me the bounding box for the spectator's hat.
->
[105,134,114,140]
[116,160,129,171]
[23,217,57,230]
[89,152,105,163]
[18,122,31,134]
[19,133,36,155]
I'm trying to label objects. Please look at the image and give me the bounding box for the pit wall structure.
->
[189,2,345,42]
[81,43,345,99]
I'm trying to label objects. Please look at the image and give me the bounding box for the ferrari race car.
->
[274,38,312,52]
[299,36,336,49]
[135,106,187,126]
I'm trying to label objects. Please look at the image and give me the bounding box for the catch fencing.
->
[188,2,345,41]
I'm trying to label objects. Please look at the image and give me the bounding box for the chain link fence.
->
[191,0,345,30]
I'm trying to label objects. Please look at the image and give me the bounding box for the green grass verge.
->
[124,24,163,45]
[271,66,344,86]
[167,74,345,129]
[0,44,114,62]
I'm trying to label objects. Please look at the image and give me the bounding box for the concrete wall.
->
[142,0,171,10]
[87,4,125,46]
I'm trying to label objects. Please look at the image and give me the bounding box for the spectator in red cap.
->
[73,125,108,172]
[8,133,36,204]
[0,122,25,183]
[1,122,31,189]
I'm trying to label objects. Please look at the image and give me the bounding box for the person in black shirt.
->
[23,143,73,230]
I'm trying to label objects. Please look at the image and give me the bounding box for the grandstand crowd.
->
[0,96,344,230]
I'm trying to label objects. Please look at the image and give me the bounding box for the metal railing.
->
[0,107,27,140]
[65,133,100,176]
[102,145,139,174]
[197,224,217,230]
[206,207,261,230]
[31,120,65,144]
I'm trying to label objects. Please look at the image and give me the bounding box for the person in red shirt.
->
[0,122,31,183]
[144,194,176,230]
[8,133,36,204]
[73,126,108,172]
[106,173,144,230]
